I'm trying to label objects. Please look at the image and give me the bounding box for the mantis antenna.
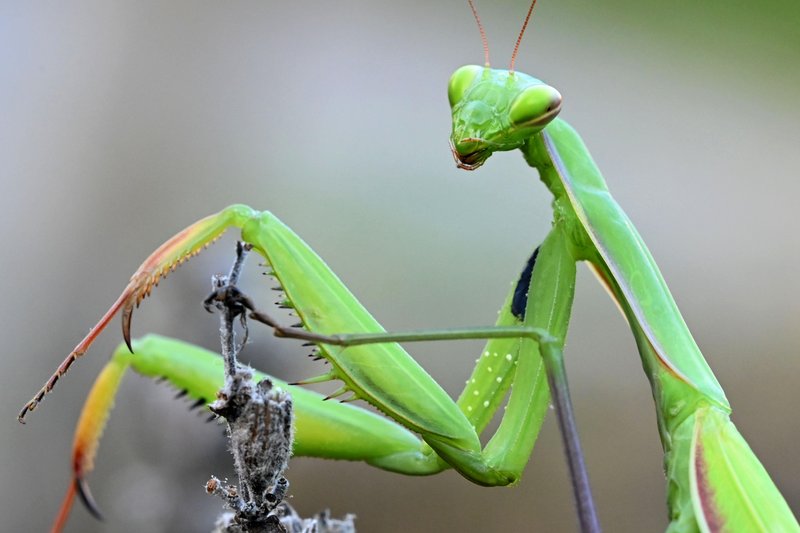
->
[467,0,490,67]
[510,0,538,72]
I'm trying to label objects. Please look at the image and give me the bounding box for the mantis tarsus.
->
[21,1,796,532]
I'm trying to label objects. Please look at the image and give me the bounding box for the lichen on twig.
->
[203,242,355,533]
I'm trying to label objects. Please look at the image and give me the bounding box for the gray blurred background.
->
[2,1,798,531]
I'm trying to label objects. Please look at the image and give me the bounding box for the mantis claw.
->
[203,285,255,319]
[17,402,33,423]
[76,476,104,522]
[202,284,223,313]
[121,300,135,354]
[52,477,104,533]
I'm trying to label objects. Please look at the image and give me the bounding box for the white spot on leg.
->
[483,400,489,408]
[505,354,512,361]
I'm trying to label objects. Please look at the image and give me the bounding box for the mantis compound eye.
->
[448,65,484,108]
[509,84,562,128]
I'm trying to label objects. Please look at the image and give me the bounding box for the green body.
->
[50,66,797,532]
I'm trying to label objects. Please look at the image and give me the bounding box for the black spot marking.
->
[512,246,540,319]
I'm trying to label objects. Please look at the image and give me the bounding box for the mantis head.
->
[448,65,562,170]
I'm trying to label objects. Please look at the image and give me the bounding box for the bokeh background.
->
[2,1,798,531]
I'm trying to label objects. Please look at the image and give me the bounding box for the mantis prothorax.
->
[20,1,798,532]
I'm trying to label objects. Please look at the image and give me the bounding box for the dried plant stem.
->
[204,242,355,533]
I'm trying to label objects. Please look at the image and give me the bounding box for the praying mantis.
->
[18,1,800,532]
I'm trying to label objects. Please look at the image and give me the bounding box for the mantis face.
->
[448,65,562,170]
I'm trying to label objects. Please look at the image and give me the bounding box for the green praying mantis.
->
[19,1,799,531]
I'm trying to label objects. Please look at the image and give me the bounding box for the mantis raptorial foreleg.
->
[36,205,600,530]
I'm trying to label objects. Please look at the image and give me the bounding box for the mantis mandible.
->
[19,2,798,532]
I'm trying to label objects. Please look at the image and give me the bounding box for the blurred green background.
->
[2,1,798,531]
